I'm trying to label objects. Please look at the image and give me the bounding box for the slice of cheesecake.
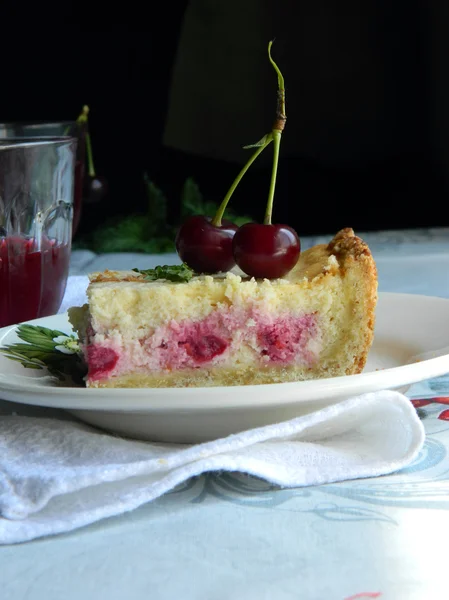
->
[68,228,378,388]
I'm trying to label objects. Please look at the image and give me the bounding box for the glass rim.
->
[0,120,75,129]
[0,136,77,150]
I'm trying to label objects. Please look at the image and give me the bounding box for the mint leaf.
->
[132,263,194,282]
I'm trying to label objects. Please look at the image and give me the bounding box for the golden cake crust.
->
[295,227,378,375]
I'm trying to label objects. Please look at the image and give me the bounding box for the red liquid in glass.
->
[0,237,71,327]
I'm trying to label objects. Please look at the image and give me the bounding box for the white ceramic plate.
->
[1,291,449,443]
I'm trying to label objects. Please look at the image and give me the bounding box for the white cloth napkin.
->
[59,275,89,313]
[0,390,424,545]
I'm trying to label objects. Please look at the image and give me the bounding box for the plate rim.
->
[1,291,449,412]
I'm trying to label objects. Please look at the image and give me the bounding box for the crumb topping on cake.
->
[327,227,371,259]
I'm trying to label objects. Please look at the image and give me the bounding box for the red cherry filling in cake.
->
[87,346,119,381]
[83,305,319,382]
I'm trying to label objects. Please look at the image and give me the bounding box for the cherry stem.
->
[211,136,272,227]
[264,131,281,225]
[76,105,90,124]
[73,105,96,177]
[85,131,96,177]
[263,41,286,225]
[268,42,285,115]
[63,106,89,136]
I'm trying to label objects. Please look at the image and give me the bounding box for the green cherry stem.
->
[263,41,286,226]
[268,41,286,124]
[211,40,285,228]
[76,105,90,125]
[264,130,281,225]
[63,105,89,136]
[85,131,96,178]
[74,105,96,177]
[211,135,272,227]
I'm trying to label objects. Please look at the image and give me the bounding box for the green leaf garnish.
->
[243,133,273,150]
[132,263,194,282]
[0,324,87,385]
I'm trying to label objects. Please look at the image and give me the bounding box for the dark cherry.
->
[175,215,238,273]
[83,174,108,204]
[233,223,300,279]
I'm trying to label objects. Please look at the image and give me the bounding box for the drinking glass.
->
[0,121,86,236]
[0,137,76,327]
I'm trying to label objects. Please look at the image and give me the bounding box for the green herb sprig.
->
[132,263,194,283]
[0,325,87,385]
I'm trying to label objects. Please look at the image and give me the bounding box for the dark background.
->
[1,1,448,239]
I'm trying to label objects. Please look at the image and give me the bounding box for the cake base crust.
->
[86,359,365,389]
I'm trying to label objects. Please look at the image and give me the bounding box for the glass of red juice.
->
[0,120,86,238]
[0,136,76,328]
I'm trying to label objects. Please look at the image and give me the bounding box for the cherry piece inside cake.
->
[68,228,378,388]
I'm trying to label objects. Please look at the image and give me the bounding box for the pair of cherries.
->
[176,41,300,280]
[175,216,300,279]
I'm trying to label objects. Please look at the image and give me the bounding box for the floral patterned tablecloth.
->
[1,227,449,600]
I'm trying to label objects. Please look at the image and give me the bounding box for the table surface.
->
[2,227,449,600]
